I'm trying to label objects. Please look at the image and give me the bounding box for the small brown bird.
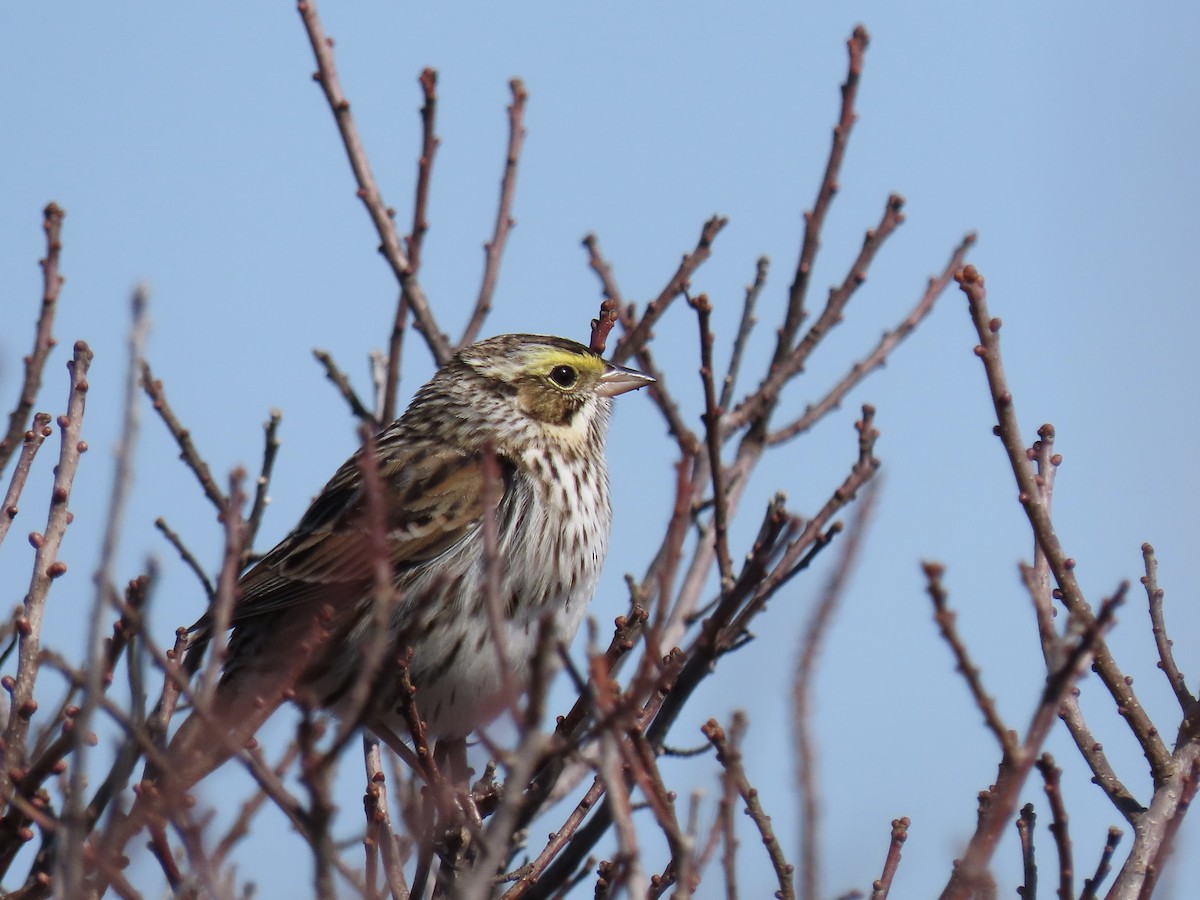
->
[136,334,652,817]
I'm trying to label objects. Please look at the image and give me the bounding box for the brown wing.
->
[191,440,494,638]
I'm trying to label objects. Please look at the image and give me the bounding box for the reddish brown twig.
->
[777,26,870,358]
[154,517,215,599]
[718,256,768,413]
[1,204,65,474]
[1035,754,1073,899]
[296,0,452,364]
[461,79,527,347]
[870,817,910,900]
[923,562,1017,759]
[612,215,727,366]
[1,341,92,792]
[61,289,149,896]
[688,293,733,587]
[702,714,795,900]
[407,68,439,275]
[767,231,975,445]
[727,192,905,436]
[312,348,376,427]
[795,480,880,900]
[245,409,282,552]
[0,413,53,551]
[1016,804,1037,900]
[1078,827,1121,900]
[1142,542,1193,711]
[141,360,227,512]
[956,264,1173,785]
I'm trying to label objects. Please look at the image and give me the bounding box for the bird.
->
[127,334,653,826]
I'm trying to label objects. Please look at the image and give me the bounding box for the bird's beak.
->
[596,362,655,398]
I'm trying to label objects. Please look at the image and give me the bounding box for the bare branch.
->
[0,413,53,551]
[296,0,452,364]
[313,348,377,427]
[956,264,1173,784]
[1142,542,1193,711]
[795,480,880,900]
[141,360,227,512]
[245,408,282,552]
[1,341,92,788]
[461,78,527,347]
[869,817,910,900]
[1,204,65,474]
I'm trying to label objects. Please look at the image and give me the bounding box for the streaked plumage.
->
[165,334,652,789]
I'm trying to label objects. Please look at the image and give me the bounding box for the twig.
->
[1016,804,1037,900]
[940,588,1125,899]
[198,470,248,701]
[1035,754,1073,900]
[1141,542,1193,711]
[461,78,527,347]
[583,233,699,455]
[1,341,92,793]
[1,204,65,473]
[795,480,880,900]
[718,256,768,412]
[407,68,439,274]
[362,735,409,900]
[776,26,870,359]
[0,413,53,550]
[612,215,727,366]
[956,264,1174,784]
[869,817,910,900]
[923,562,1017,758]
[688,293,733,587]
[141,360,227,512]
[245,408,282,551]
[702,714,795,900]
[296,0,452,364]
[728,192,905,436]
[1077,827,1121,900]
[60,288,148,896]
[313,348,377,427]
[154,517,216,600]
[767,231,975,445]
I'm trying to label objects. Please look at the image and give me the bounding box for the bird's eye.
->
[549,364,578,388]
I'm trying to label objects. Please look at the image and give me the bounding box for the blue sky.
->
[3,3,1198,896]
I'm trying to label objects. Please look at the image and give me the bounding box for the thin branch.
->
[612,215,727,366]
[1,341,92,793]
[461,78,527,347]
[1035,754,1073,900]
[1016,804,1037,900]
[1077,827,1121,900]
[0,413,53,551]
[718,256,768,412]
[313,348,377,427]
[154,517,216,600]
[296,0,452,364]
[727,192,905,437]
[923,562,1017,759]
[1,204,65,474]
[869,817,910,900]
[795,480,880,900]
[1142,542,1193,711]
[956,264,1174,784]
[702,714,795,900]
[775,26,870,361]
[767,231,975,445]
[60,288,149,895]
[688,292,733,587]
[245,408,282,552]
[141,360,227,512]
[407,67,439,274]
